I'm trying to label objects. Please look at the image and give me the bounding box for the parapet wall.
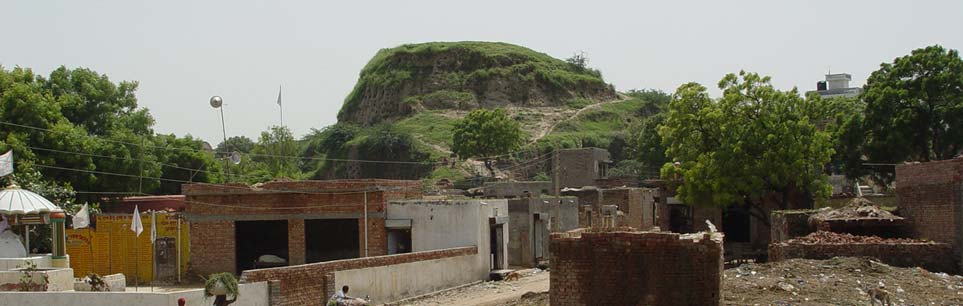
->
[550,230,723,306]
[240,246,476,306]
[769,242,956,273]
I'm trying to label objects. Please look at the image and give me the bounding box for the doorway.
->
[490,224,504,270]
[235,220,289,273]
[387,229,412,255]
[304,219,360,263]
[533,214,545,263]
[154,237,176,281]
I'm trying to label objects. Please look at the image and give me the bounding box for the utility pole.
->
[553,144,560,197]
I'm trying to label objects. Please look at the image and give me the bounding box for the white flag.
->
[130,205,143,237]
[276,85,282,106]
[0,150,12,177]
[150,211,157,243]
[73,204,90,229]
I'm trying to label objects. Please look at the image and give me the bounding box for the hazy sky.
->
[3,0,962,144]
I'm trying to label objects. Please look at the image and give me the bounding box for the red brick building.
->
[183,179,421,275]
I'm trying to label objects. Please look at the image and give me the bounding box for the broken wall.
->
[550,230,723,306]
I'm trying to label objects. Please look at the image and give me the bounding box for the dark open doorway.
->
[723,205,751,242]
[236,220,289,273]
[490,223,504,270]
[387,229,412,255]
[668,204,693,233]
[305,219,360,263]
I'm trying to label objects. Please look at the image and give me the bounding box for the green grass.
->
[535,95,653,152]
[338,41,609,120]
[394,111,459,150]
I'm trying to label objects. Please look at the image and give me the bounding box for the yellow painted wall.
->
[66,213,189,282]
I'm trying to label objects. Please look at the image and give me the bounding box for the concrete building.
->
[385,199,509,270]
[183,179,422,275]
[809,73,862,98]
[562,186,659,230]
[555,148,612,189]
[507,197,578,267]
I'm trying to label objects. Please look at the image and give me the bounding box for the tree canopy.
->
[858,45,963,164]
[452,108,524,175]
[660,71,834,223]
[0,65,223,204]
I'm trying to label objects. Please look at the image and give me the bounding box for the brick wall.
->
[240,246,476,306]
[896,158,963,266]
[189,221,235,276]
[185,180,418,275]
[550,230,723,306]
[770,210,817,243]
[288,219,305,265]
[769,242,957,273]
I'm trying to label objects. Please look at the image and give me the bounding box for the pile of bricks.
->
[787,231,930,244]
[550,230,723,306]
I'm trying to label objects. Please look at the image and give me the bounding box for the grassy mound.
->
[337,41,615,125]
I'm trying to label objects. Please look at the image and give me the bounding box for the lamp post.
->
[211,96,230,181]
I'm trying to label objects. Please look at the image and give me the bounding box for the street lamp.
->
[211,96,230,181]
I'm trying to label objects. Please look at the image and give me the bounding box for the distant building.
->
[809,73,862,98]
[555,147,612,189]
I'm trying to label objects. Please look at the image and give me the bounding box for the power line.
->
[0,120,443,165]
[31,162,409,196]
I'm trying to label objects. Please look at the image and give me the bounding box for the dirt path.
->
[390,269,549,306]
[528,93,630,144]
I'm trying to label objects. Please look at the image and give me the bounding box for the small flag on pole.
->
[73,204,90,229]
[131,205,144,237]
[150,211,157,243]
[0,150,13,177]
[276,85,282,106]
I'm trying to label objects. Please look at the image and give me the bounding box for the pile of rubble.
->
[787,231,930,244]
[724,257,963,305]
[810,197,901,221]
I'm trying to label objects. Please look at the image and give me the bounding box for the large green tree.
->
[252,126,300,179]
[0,65,222,202]
[660,71,834,224]
[452,108,523,176]
[859,45,963,164]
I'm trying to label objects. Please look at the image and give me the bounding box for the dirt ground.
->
[389,269,549,306]
[394,257,963,306]
[724,257,963,305]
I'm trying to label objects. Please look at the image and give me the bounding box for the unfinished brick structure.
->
[241,246,476,306]
[550,230,723,306]
[184,179,421,275]
[896,158,963,266]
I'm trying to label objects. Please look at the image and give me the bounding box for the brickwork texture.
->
[550,231,723,306]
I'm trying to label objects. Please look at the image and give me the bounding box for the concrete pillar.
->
[49,212,68,268]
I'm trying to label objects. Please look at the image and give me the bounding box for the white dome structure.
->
[0,184,62,215]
